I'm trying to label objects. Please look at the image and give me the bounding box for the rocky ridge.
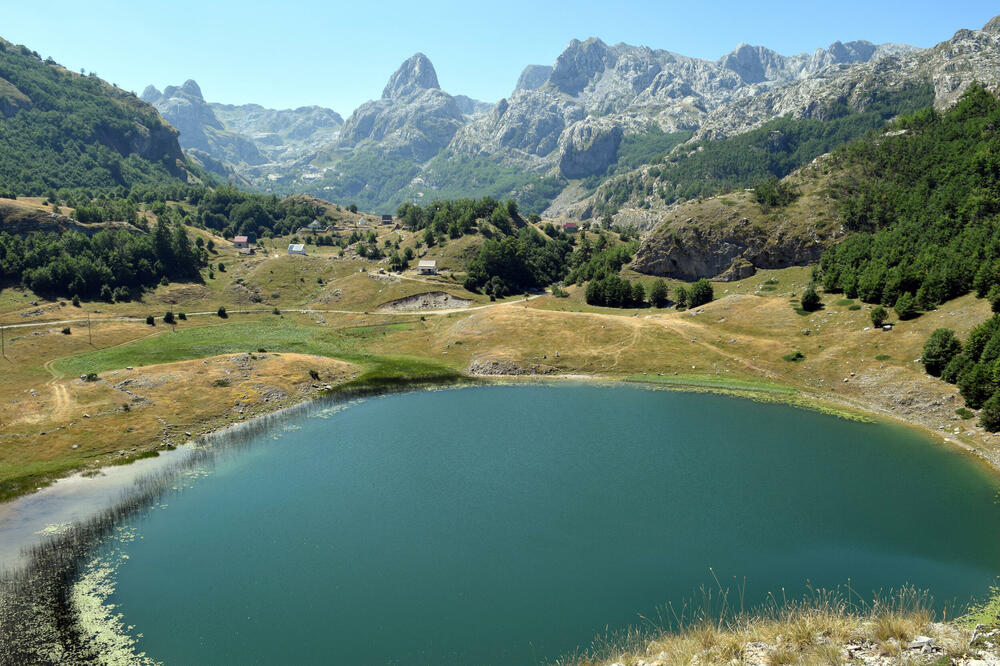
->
[141,14,1000,216]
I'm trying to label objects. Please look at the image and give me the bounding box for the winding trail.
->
[0,294,545,332]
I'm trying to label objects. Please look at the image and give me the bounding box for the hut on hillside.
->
[288,243,306,256]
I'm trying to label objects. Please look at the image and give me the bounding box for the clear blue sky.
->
[3,1,997,114]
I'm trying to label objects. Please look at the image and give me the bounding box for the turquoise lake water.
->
[92,384,1000,664]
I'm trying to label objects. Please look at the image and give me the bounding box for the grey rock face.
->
[341,89,464,161]
[695,22,1000,140]
[515,65,552,92]
[453,95,491,115]
[140,85,162,103]
[631,216,832,281]
[210,103,343,162]
[382,53,440,99]
[985,14,1000,33]
[549,38,616,95]
[145,80,264,165]
[557,121,623,178]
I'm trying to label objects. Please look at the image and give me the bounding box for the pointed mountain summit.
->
[985,14,1000,33]
[382,53,440,99]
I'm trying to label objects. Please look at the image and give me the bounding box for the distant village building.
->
[288,243,306,255]
[307,219,323,232]
[381,214,393,225]
[563,222,579,233]
[417,259,438,275]
[233,235,250,249]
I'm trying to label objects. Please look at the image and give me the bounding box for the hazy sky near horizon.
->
[3,1,997,114]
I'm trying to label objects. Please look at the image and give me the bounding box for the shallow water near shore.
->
[82,384,1000,664]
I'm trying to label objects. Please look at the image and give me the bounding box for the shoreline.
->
[4,367,998,558]
[2,372,999,663]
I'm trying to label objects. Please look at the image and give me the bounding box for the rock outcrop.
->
[557,121,623,178]
[631,215,831,281]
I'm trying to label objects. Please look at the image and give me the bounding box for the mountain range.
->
[142,15,1000,216]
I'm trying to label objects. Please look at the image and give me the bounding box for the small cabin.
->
[381,214,393,225]
[307,219,323,232]
[233,235,249,249]
[417,259,438,275]
[563,222,579,233]
[288,243,306,255]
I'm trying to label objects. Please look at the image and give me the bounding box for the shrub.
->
[674,286,688,309]
[921,328,962,376]
[848,304,862,310]
[217,262,226,272]
[956,407,975,420]
[800,284,822,312]
[61,327,71,335]
[163,311,175,325]
[145,315,155,326]
[217,306,227,318]
[688,279,714,307]
[650,279,669,308]
[782,351,806,362]
[871,306,888,328]
[84,373,98,382]
[213,378,230,387]
[308,369,320,381]
[71,294,80,307]
[178,312,187,320]
[875,354,891,361]
[272,307,281,314]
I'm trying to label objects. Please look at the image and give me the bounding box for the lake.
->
[82,384,1000,664]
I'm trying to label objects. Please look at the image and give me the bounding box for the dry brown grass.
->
[558,586,951,666]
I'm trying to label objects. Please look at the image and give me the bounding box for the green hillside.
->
[0,37,196,195]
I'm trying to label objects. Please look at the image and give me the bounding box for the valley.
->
[3,7,1000,665]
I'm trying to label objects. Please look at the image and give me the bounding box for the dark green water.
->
[93,385,1000,664]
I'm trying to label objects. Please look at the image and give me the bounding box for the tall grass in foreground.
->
[552,572,967,665]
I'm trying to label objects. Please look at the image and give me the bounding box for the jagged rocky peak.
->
[140,85,162,103]
[515,65,553,92]
[549,37,615,95]
[985,14,1000,33]
[179,79,203,99]
[382,53,440,99]
[719,43,785,83]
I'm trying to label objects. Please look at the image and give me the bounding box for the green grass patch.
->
[849,304,862,310]
[335,354,469,392]
[51,320,359,376]
[337,322,416,338]
[760,285,778,291]
[836,298,855,306]
[875,354,892,361]
[782,351,806,362]
[956,407,975,420]
[624,374,797,394]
